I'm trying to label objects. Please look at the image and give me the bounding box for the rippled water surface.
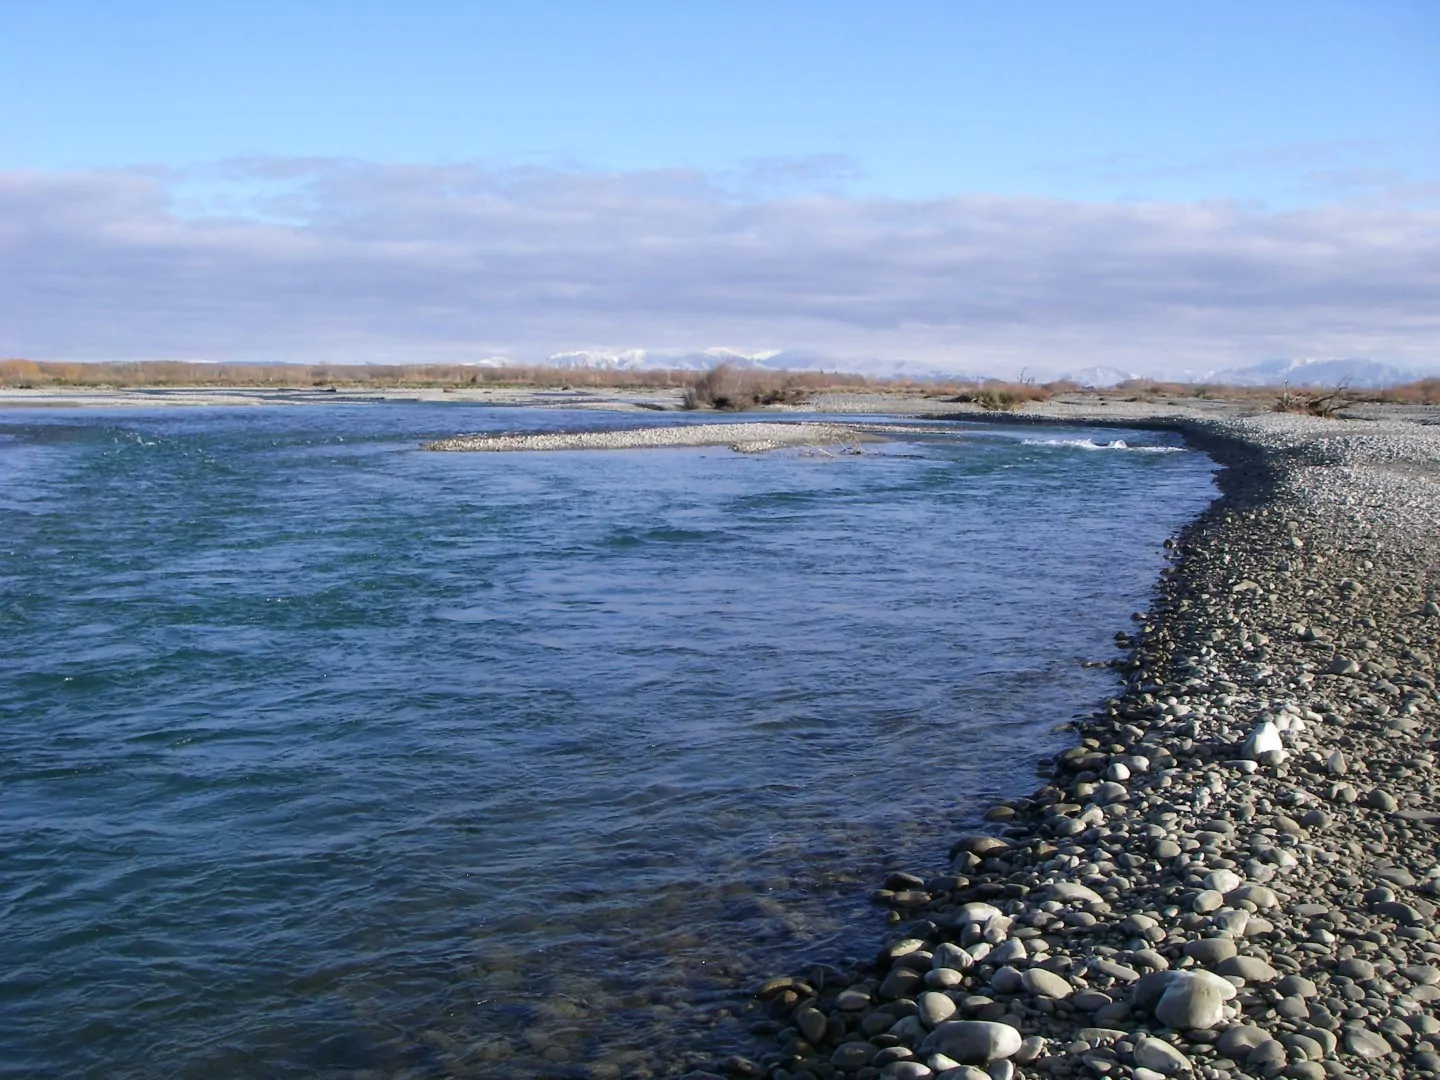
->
[0,405,1216,1078]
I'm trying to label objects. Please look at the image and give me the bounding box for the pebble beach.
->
[423,421,871,453]
[731,410,1440,1080]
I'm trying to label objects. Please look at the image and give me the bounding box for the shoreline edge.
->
[734,411,1440,1080]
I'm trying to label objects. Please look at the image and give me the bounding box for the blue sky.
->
[2,2,1437,375]
[4,1,1436,203]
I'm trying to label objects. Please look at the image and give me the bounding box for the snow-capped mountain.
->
[544,348,781,372]
[539,348,986,381]
[1207,357,1429,389]
[1055,366,1141,388]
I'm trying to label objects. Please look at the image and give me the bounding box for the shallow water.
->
[0,406,1216,1078]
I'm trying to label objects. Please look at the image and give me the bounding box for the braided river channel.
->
[0,404,1217,1079]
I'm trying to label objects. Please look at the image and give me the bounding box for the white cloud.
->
[1,157,1436,377]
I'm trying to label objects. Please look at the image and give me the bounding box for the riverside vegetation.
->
[4,358,1436,413]
[727,412,1440,1080]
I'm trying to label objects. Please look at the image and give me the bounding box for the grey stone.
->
[831,1040,879,1068]
[936,1067,988,1080]
[1217,1025,1271,1056]
[880,1062,934,1079]
[1183,938,1238,965]
[1337,957,1376,980]
[1130,950,1169,973]
[918,991,959,1028]
[796,1006,827,1044]
[881,966,926,999]
[1013,1036,1044,1065]
[1277,994,1309,1019]
[952,903,1002,925]
[1281,1033,1324,1062]
[1047,882,1106,906]
[1134,1035,1192,1075]
[1071,990,1113,1011]
[919,1020,1022,1064]
[1216,955,1279,983]
[1246,1039,1286,1074]
[1204,869,1243,893]
[1364,788,1398,812]
[1192,889,1224,914]
[1413,1051,1440,1075]
[1300,1027,1337,1055]
[986,939,1025,965]
[1403,965,1440,986]
[1342,1028,1390,1059]
[1228,883,1280,909]
[1093,780,1128,805]
[933,943,974,971]
[1374,900,1427,925]
[1278,975,1319,998]
[1093,958,1143,982]
[1374,866,1416,887]
[989,966,1023,995]
[1155,975,1226,1030]
[1020,967,1072,1000]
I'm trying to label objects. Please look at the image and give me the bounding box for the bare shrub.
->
[947,381,1053,411]
[688,363,750,410]
[682,363,821,410]
[1273,380,1356,418]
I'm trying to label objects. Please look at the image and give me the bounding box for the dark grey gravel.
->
[748,412,1440,1080]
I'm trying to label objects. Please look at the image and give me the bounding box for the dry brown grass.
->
[1113,378,1282,404]
[1372,378,1440,405]
[4,359,1436,408]
[0,358,881,401]
[0,358,705,390]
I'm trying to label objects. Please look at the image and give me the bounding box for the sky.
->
[2,1,1438,377]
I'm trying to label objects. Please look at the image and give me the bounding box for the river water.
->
[0,405,1216,1078]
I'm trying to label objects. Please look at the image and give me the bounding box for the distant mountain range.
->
[532,348,993,382]
[1197,356,1429,389]
[495,350,1434,389]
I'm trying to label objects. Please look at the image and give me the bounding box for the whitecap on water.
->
[1022,437,1185,453]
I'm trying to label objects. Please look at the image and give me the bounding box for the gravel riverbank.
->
[424,421,872,453]
[732,412,1440,1080]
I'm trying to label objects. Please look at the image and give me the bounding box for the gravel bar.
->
[423,421,870,453]
[728,412,1440,1080]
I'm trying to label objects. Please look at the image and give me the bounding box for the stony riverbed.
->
[423,421,869,453]
[728,411,1440,1080]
